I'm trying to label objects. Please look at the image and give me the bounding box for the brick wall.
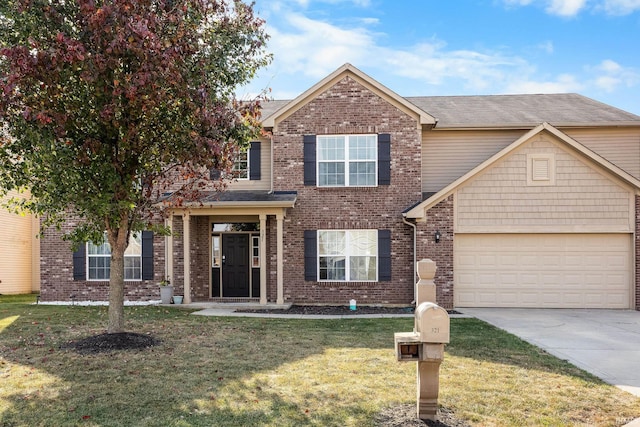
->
[271,75,422,305]
[39,217,165,302]
[415,195,454,309]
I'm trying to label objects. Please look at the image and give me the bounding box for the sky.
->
[238,0,640,115]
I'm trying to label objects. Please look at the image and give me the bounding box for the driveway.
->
[460,308,640,397]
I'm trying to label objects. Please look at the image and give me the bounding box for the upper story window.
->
[210,142,261,181]
[87,233,142,281]
[317,135,377,187]
[232,151,249,180]
[304,134,390,187]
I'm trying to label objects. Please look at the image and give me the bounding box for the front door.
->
[221,234,250,297]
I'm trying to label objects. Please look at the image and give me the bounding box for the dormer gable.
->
[261,63,436,130]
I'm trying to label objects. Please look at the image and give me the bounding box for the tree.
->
[0,0,270,333]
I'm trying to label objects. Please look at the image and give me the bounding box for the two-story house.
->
[39,63,640,310]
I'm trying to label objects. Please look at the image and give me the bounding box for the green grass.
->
[1,297,639,426]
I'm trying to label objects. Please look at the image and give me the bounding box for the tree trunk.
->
[107,220,130,334]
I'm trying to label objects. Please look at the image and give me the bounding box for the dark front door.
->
[222,234,250,297]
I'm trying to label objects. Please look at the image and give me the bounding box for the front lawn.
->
[1,295,639,426]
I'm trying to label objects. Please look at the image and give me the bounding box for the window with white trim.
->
[318,230,378,281]
[87,233,142,281]
[231,151,248,179]
[317,135,377,186]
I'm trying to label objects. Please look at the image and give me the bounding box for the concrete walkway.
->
[461,308,640,398]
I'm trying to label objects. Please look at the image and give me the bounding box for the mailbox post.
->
[394,259,450,422]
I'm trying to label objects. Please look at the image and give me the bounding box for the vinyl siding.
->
[0,190,36,294]
[227,138,271,191]
[422,129,523,193]
[565,127,640,179]
[456,135,634,233]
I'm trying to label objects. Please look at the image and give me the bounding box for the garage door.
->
[454,234,631,309]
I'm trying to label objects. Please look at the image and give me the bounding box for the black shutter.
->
[304,230,317,281]
[303,135,316,186]
[142,231,154,280]
[378,230,391,281]
[249,142,261,180]
[73,243,86,281]
[378,133,391,186]
[210,168,221,180]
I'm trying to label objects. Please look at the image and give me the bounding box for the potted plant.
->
[159,277,173,304]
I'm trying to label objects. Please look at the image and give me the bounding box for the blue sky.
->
[239,0,640,115]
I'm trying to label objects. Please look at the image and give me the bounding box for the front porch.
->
[164,191,296,305]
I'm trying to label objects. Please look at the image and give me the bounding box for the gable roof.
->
[404,122,640,219]
[258,64,640,130]
[407,93,640,128]
[260,63,437,128]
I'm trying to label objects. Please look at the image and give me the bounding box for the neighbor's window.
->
[318,230,377,281]
[317,135,377,186]
[87,233,142,281]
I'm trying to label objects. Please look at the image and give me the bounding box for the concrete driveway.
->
[460,308,640,397]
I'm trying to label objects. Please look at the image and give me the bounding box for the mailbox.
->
[415,302,450,344]
[393,261,449,422]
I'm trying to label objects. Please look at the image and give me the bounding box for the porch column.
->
[183,212,191,304]
[166,213,174,284]
[276,212,284,305]
[259,213,267,305]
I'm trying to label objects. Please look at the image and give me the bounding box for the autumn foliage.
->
[0,0,271,332]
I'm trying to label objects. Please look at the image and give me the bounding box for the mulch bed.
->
[61,332,161,354]
[237,305,460,316]
[376,404,471,427]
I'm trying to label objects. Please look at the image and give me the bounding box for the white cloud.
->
[601,0,640,14]
[589,59,640,91]
[502,0,640,15]
[545,0,587,16]
[266,13,375,79]
[537,40,555,53]
[257,10,531,95]
[505,74,584,93]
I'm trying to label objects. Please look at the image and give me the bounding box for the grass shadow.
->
[1,301,639,426]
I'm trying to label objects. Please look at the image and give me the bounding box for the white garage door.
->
[454,234,631,309]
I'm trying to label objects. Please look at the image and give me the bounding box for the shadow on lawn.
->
[0,304,607,426]
[445,318,602,384]
[0,304,413,426]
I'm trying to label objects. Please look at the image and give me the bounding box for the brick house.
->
[40,63,640,310]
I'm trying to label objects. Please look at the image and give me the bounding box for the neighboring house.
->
[0,190,40,295]
[39,63,640,310]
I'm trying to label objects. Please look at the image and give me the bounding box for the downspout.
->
[269,132,274,194]
[402,213,417,305]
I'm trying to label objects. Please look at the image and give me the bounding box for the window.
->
[87,233,142,281]
[317,135,377,187]
[232,151,248,179]
[317,230,377,281]
[212,235,221,267]
[252,235,260,267]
